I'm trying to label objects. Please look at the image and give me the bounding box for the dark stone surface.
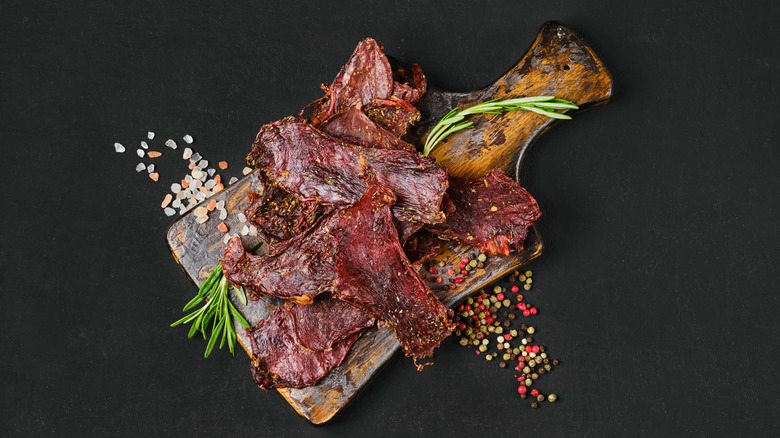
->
[1,1,778,436]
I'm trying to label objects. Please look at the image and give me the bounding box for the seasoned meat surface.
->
[426,169,542,255]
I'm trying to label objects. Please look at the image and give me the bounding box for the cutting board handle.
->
[422,21,614,180]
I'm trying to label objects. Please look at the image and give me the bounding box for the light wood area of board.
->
[166,21,612,424]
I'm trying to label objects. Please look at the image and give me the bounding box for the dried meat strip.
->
[247,116,447,225]
[319,105,417,153]
[426,169,541,256]
[221,230,338,304]
[403,230,443,270]
[244,173,330,248]
[331,182,454,361]
[309,38,394,126]
[248,296,374,391]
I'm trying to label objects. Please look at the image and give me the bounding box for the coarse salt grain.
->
[147,151,162,158]
[242,166,253,175]
[217,223,228,233]
[213,184,224,193]
[198,160,208,168]
[190,153,202,162]
[191,170,204,179]
[249,226,258,236]
[207,199,217,211]
[171,183,182,193]
[149,172,159,181]
[195,206,208,216]
[219,209,227,220]
[216,200,225,209]
[161,194,173,208]
[237,213,246,223]
[147,131,155,140]
[182,148,193,160]
[172,199,182,208]
[207,168,215,177]
[241,225,249,236]
[135,163,146,172]
[137,149,145,157]
[218,161,228,169]
[165,139,178,149]
[147,164,155,173]
[228,177,238,184]
[114,143,126,153]
[196,215,208,224]
[141,141,149,149]
[183,134,193,144]
[164,207,176,217]
[205,180,216,189]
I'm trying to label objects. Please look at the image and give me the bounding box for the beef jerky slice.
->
[332,182,454,360]
[363,96,422,138]
[221,229,337,303]
[319,105,416,153]
[426,169,542,256]
[249,296,374,391]
[403,230,443,270]
[309,38,393,126]
[248,116,447,225]
[244,173,329,248]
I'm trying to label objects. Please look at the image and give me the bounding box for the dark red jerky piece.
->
[248,297,372,391]
[331,182,454,360]
[393,218,423,247]
[392,63,427,105]
[426,169,541,256]
[221,230,338,303]
[292,297,375,351]
[319,106,416,153]
[248,116,448,225]
[309,38,393,126]
[244,174,329,248]
[403,230,443,270]
[363,96,421,138]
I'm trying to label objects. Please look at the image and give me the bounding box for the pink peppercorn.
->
[459,262,466,269]
[435,276,442,283]
[530,307,538,315]
[447,268,456,276]
[429,267,437,274]
[496,293,504,301]
[530,389,539,397]
[523,310,531,317]
[462,257,470,264]
[511,285,520,293]
[449,284,456,290]
[455,277,464,284]
[461,269,468,276]
[518,386,527,394]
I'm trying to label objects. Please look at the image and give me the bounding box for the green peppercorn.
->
[548,394,557,403]
[492,286,501,294]
[467,297,474,305]
[465,328,472,336]
[459,338,468,346]
[510,329,518,337]
[478,344,487,352]
[541,352,547,359]
[479,319,486,325]
[544,364,551,371]
[527,326,535,334]
[455,330,461,336]
[478,312,485,319]
[525,270,532,277]
[525,378,532,386]
[495,327,503,334]
[531,373,539,379]
[502,353,511,361]
[495,302,502,309]
[489,296,497,303]
[472,339,479,346]
[525,278,533,285]
[523,284,531,291]
[523,366,530,374]
[502,299,511,307]
[518,274,526,282]
[488,326,495,333]
[477,253,487,262]
[438,260,445,267]
[513,347,520,355]
[469,260,478,268]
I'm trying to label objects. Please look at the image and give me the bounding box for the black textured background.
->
[2,1,779,436]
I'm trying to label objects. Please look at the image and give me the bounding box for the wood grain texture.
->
[166,21,612,424]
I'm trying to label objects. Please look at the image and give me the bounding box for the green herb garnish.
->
[422,96,578,156]
[171,242,261,358]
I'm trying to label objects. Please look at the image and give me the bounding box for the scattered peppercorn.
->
[548,394,557,403]
[531,402,538,409]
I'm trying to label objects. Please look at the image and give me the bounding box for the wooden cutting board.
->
[166,21,613,424]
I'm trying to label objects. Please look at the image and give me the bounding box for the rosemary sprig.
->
[422,96,578,156]
[171,242,260,358]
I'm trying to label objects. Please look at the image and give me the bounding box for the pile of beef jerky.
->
[221,39,542,391]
